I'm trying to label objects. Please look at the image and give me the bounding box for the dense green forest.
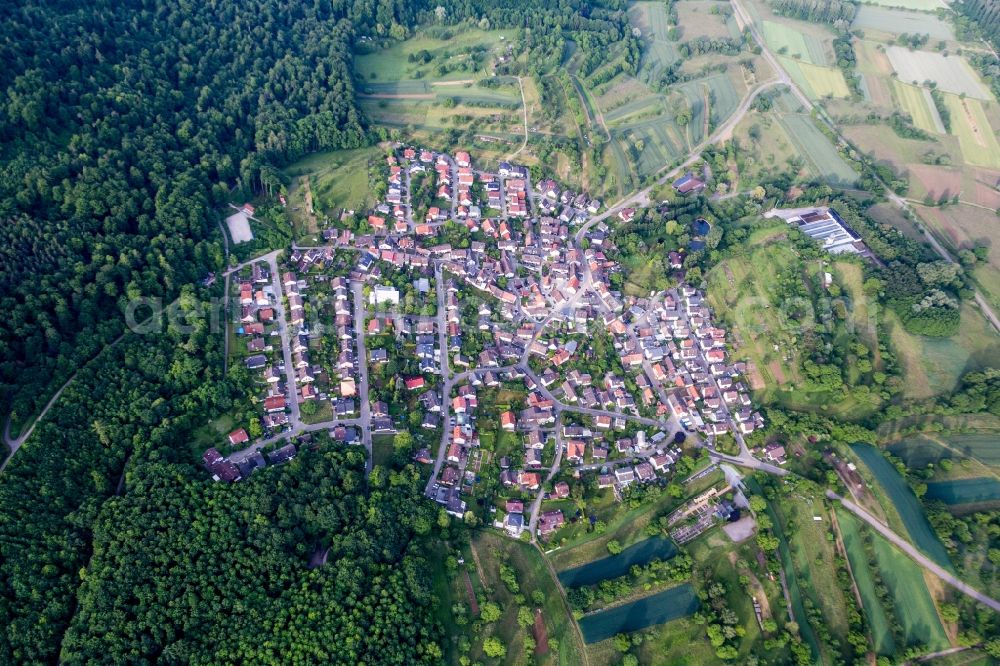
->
[956,0,1000,46]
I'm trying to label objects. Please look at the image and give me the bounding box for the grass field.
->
[675,1,737,40]
[779,57,850,99]
[836,509,896,655]
[892,80,945,134]
[886,302,1000,399]
[942,93,1000,168]
[885,47,992,100]
[869,532,950,650]
[283,146,382,230]
[762,21,827,65]
[354,28,517,83]
[851,444,954,569]
[473,531,585,666]
[777,114,858,185]
[852,5,954,40]
[776,496,852,649]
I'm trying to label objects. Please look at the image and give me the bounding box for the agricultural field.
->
[942,93,1000,168]
[776,114,858,185]
[851,444,954,568]
[852,5,954,40]
[354,27,517,83]
[675,1,740,40]
[835,509,896,655]
[885,47,992,100]
[762,21,827,64]
[779,57,850,99]
[891,80,945,134]
[868,533,950,650]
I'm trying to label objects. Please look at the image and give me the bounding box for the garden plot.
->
[886,47,992,100]
[852,6,954,41]
[762,21,827,64]
[891,80,945,134]
[942,93,1000,168]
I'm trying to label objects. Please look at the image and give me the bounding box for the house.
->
[228,428,249,446]
[505,511,525,535]
[672,172,706,195]
[565,440,585,463]
[538,510,564,535]
[764,442,787,464]
[519,471,541,490]
[267,443,297,465]
[264,395,286,412]
[553,481,570,499]
[203,448,241,483]
[500,411,516,431]
[506,500,524,513]
[405,377,426,391]
[370,285,400,306]
[245,354,267,370]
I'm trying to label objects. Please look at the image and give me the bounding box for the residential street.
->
[266,252,302,431]
[352,278,373,472]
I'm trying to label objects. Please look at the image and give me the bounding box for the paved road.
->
[425,262,455,497]
[830,491,1000,613]
[265,251,302,431]
[528,412,566,541]
[352,279,373,472]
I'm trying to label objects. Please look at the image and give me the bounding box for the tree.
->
[517,606,534,628]
[482,637,506,658]
[607,540,623,554]
[480,602,502,623]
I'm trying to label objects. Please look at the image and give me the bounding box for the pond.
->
[926,477,1000,505]
[578,584,698,643]
[693,218,711,236]
[557,536,677,588]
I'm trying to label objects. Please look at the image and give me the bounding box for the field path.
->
[829,491,1000,613]
[358,92,434,100]
[432,79,475,86]
[534,541,590,666]
[504,76,530,161]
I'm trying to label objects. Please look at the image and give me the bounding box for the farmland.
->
[851,444,954,569]
[282,146,383,234]
[577,584,699,644]
[776,114,857,185]
[891,80,945,134]
[835,509,896,655]
[353,27,517,83]
[778,57,850,99]
[762,21,827,64]
[863,0,946,9]
[942,94,1000,168]
[885,47,992,100]
[852,5,954,40]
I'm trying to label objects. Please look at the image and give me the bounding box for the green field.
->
[851,444,953,569]
[354,28,517,83]
[630,1,682,84]
[836,509,896,655]
[472,531,585,666]
[852,5,954,40]
[926,477,1000,505]
[886,303,1000,399]
[892,80,945,134]
[747,479,823,661]
[283,146,382,229]
[885,47,992,100]
[942,93,1000,168]
[777,114,858,185]
[869,532,950,650]
[557,536,677,588]
[762,21,827,65]
[577,584,698,643]
[779,57,850,99]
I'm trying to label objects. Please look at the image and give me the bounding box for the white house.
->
[369,285,400,307]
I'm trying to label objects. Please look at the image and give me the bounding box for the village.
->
[204,146,777,544]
